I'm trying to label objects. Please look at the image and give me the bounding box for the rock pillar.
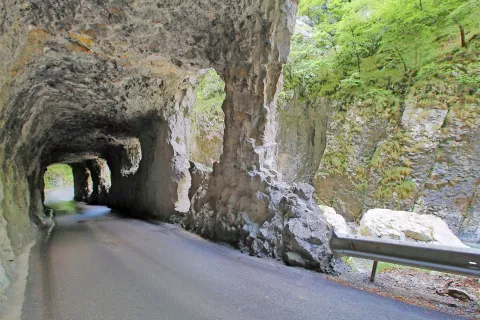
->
[187,1,335,273]
[85,159,110,205]
[105,79,194,220]
[188,66,335,272]
[71,163,92,202]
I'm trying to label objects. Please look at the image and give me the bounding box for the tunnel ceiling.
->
[0,0,295,172]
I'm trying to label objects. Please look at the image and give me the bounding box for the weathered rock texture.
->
[1,0,337,314]
[276,99,327,184]
[189,70,225,167]
[304,89,480,243]
[188,161,212,201]
[274,91,480,244]
[190,112,224,167]
[85,158,111,204]
[320,205,350,235]
[184,3,334,272]
[71,163,92,202]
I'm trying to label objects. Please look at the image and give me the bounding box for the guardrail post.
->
[370,260,378,282]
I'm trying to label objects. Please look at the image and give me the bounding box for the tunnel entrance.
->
[43,163,76,215]
[44,164,74,192]
[43,159,112,216]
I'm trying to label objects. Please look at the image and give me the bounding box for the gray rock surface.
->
[71,163,93,202]
[85,158,111,205]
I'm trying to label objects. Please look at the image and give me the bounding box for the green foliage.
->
[376,262,408,273]
[286,0,480,103]
[395,180,416,199]
[292,0,480,209]
[47,201,79,216]
[194,70,225,112]
[44,164,73,190]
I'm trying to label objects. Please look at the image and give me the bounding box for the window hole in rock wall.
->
[119,138,142,177]
[190,69,225,168]
[44,164,74,191]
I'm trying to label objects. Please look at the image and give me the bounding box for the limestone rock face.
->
[359,209,467,248]
[188,161,212,201]
[277,99,327,184]
[281,184,333,271]
[85,159,111,205]
[190,94,224,168]
[271,16,480,244]
[184,2,334,273]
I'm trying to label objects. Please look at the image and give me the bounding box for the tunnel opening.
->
[190,69,226,168]
[44,164,74,192]
[43,163,76,215]
[43,157,113,216]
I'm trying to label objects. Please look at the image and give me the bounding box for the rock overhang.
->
[1,0,295,171]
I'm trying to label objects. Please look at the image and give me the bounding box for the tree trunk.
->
[453,18,466,48]
[458,23,466,47]
[395,48,408,72]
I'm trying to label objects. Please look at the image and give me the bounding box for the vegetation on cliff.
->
[285,0,480,102]
[279,0,480,221]
[190,70,225,167]
[44,164,74,190]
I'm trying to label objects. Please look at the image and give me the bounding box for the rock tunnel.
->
[0,0,335,302]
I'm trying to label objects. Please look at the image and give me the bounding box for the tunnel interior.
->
[0,2,341,311]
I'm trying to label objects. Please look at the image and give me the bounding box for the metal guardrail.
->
[329,232,480,281]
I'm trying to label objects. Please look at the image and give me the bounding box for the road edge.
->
[3,241,35,320]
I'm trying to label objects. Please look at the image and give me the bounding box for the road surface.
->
[43,187,74,206]
[22,202,461,320]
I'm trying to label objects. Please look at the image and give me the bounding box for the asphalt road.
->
[22,202,462,320]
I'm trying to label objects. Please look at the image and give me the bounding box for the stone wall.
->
[0,157,36,314]
[71,163,92,202]
[276,99,327,184]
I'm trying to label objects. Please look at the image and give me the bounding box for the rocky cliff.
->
[276,15,480,243]
[279,60,480,245]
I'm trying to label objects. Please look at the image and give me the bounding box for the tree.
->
[448,0,480,47]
